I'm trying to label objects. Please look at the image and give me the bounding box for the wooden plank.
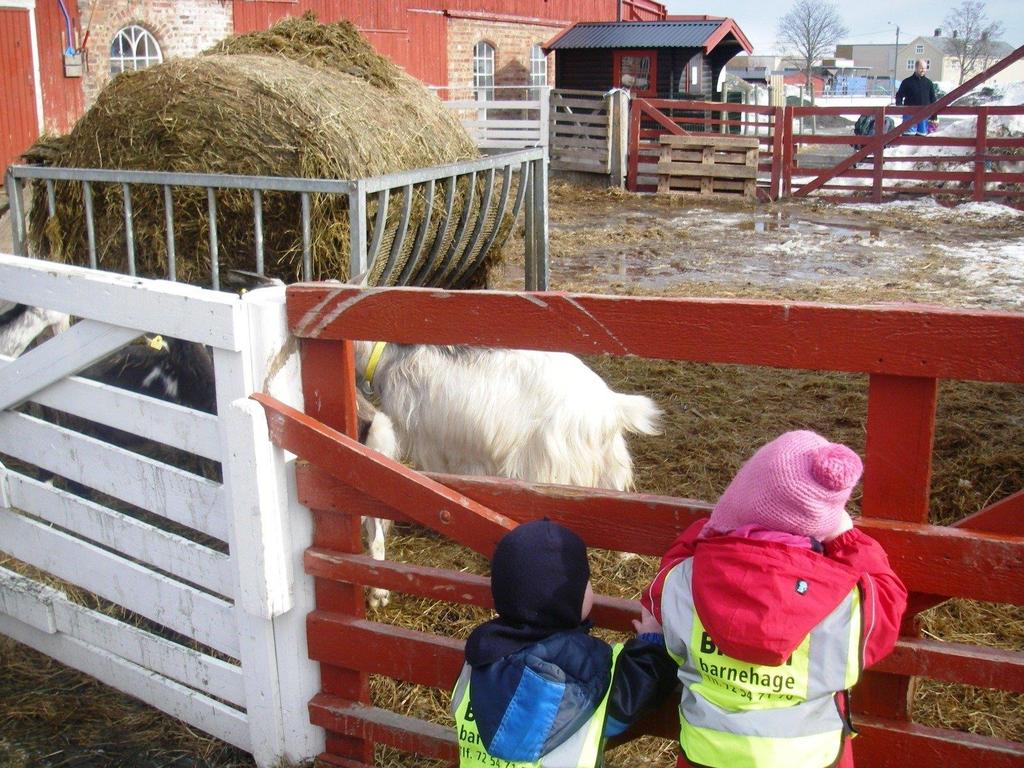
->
[0,354,222,462]
[656,162,757,180]
[874,636,1024,693]
[0,611,250,751]
[309,699,455,763]
[296,468,1024,605]
[0,410,228,541]
[957,490,1024,535]
[0,253,245,350]
[0,509,239,657]
[444,99,540,110]
[660,134,759,149]
[852,716,1024,767]
[0,319,142,411]
[549,136,608,149]
[306,613,463,690]
[551,112,609,125]
[253,393,515,559]
[0,569,244,705]
[5,473,233,598]
[303,550,641,633]
[284,288,1024,384]
[297,465,709,556]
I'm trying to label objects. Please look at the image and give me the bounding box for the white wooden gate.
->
[0,253,320,766]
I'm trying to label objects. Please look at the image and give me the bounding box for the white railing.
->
[433,85,550,149]
[0,254,319,767]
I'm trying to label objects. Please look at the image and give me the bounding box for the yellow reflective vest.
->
[452,645,623,768]
[662,558,861,768]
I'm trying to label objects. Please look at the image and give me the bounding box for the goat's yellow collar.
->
[364,341,387,388]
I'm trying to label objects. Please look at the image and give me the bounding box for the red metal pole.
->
[872,106,886,203]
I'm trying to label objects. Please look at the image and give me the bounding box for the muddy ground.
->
[1,184,1022,766]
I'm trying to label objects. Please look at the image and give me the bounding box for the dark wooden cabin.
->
[544,16,752,102]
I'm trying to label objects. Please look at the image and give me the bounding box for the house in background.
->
[897,31,1022,88]
[544,16,752,102]
[1,0,669,173]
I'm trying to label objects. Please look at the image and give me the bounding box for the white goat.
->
[354,342,662,490]
[356,392,400,608]
[0,302,70,357]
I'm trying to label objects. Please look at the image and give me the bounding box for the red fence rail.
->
[261,285,1024,767]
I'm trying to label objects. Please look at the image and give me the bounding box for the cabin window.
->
[110,25,162,76]
[530,44,548,99]
[915,44,925,54]
[473,41,495,102]
[688,54,702,94]
[613,49,657,96]
[906,59,916,70]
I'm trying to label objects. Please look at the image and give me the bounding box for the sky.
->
[662,0,1022,55]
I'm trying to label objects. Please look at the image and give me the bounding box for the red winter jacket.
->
[642,518,908,768]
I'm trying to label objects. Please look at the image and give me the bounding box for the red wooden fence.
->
[784,104,1024,204]
[257,285,1024,767]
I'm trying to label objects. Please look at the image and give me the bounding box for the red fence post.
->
[872,107,886,203]
[974,107,988,202]
[856,374,938,725]
[300,338,373,764]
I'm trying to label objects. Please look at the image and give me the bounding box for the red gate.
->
[256,285,1024,767]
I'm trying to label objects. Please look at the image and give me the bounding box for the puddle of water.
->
[736,212,882,238]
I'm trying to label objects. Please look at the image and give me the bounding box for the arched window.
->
[473,41,495,102]
[530,44,548,99]
[110,25,163,76]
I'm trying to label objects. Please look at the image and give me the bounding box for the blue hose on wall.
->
[56,0,76,55]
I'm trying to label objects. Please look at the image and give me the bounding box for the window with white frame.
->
[473,41,495,103]
[530,44,547,99]
[907,59,916,69]
[925,59,931,69]
[915,44,925,54]
[110,25,163,75]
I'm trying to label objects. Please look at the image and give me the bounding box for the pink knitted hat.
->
[708,430,863,541]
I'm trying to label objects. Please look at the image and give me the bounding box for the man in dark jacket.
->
[895,59,937,135]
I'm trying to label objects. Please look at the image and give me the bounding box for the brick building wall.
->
[446,16,560,92]
[78,0,232,105]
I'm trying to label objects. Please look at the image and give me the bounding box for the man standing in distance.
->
[895,59,937,135]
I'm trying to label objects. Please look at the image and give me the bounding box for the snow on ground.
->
[935,237,1024,308]
[838,198,1024,220]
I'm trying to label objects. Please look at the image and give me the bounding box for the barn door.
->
[0,6,40,174]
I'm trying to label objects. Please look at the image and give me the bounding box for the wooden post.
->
[870,107,885,203]
[299,337,373,764]
[782,106,794,197]
[857,373,938,722]
[609,89,630,188]
[974,107,988,202]
[627,98,642,191]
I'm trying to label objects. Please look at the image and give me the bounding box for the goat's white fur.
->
[354,342,661,490]
[356,393,399,608]
[0,304,71,357]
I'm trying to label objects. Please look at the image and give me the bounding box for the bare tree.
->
[776,0,848,103]
[944,0,1005,85]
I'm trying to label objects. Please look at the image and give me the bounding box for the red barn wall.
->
[34,0,84,133]
[1,7,39,173]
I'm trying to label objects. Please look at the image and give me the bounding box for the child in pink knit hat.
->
[643,430,907,768]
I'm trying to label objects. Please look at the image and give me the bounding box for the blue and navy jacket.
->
[463,627,676,762]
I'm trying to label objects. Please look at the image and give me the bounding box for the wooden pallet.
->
[657,134,759,199]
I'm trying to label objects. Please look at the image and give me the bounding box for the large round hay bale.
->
[26,16,505,287]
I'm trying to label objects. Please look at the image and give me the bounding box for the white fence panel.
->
[0,255,321,766]
[550,89,613,175]
[0,409,227,540]
[435,85,550,150]
[5,473,232,596]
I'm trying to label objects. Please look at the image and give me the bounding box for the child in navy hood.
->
[453,520,677,766]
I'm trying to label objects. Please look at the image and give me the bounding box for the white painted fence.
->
[433,85,550,149]
[0,253,320,767]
